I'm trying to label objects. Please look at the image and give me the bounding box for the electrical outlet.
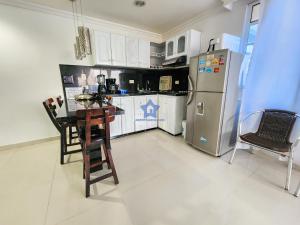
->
[129,80,135,84]
[175,80,180,85]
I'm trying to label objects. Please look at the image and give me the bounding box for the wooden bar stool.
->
[43,97,81,164]
[76,107,119,197]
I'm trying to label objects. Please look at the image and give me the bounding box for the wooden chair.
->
[43,98,81,164]
[229,109,299,191]
[56,96,78,145]
[76,107,119,197]
[56,96,64,107]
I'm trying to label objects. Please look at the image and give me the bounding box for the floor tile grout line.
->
[52,205,100,225]
[43,155,59,225]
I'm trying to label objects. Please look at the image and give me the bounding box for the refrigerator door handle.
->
[188,74,194,91]
[187,74,194,105]
[187,91,194,105]
[196,102,204,116]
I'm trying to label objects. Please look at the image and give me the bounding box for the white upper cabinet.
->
[111,33,126,66]
[92,30,150,68]
[93,31,112,65]
[165,29,201,64]
[138,39,150,68]
[126,37,139,67]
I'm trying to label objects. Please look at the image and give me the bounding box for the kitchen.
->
[1,0,300,225]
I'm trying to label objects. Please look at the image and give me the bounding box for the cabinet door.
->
[138,39,150,68]
[158,95,166,130]
[166,96,176,134]
[126,37,139,67]
[111,34,126,66]
[177,33,187,56]
[121,96,135,134]
[134,96,147,131]
[93,31,111,65]
[146,95,158,129]
[110,97,122,137]
[165,38,177,59]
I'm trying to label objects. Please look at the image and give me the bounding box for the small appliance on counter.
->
[106,78,118,94]
[97,74,106,94]
[97,74,107,105]
[159,76,172,91]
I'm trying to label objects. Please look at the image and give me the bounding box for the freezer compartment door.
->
[185,91,196,144]
[192,92,224,156]
[196,49,229,92]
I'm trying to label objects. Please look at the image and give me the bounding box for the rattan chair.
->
[229,109,300,191]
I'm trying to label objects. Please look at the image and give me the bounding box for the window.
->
[239,1,261,88]
[244,2,261,56]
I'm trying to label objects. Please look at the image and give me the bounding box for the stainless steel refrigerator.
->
[186,49,243,156]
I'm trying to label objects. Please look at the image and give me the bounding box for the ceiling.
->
[24,0,222,33]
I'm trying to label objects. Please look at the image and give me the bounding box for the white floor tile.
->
[0,130,299,225]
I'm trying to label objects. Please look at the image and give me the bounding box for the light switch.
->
[175,80,180,85]
[129,80,135,84]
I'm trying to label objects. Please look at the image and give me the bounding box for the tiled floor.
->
[0,129,300,225]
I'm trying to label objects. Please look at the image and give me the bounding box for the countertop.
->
[107,91,188,97]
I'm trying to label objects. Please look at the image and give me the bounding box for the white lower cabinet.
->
[158,95,168,131]
[146,95,158,129]
[110,95,185,137]
[158,95,187,135]
[121,96,135,134]
[110,97,122,137]
[134,96,147,131]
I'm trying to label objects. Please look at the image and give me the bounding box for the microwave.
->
[159,76,172,91]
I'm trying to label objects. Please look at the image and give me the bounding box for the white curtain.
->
[241,0,300,118]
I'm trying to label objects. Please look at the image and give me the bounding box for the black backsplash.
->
[59,64,189,93]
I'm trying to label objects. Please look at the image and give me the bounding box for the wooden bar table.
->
[56,99,124,164]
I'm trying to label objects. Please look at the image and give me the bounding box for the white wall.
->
[0,2,161,147]
[162,0,248,52]
[0,0,249,148]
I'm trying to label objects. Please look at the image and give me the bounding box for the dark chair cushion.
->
[240,133,292,153]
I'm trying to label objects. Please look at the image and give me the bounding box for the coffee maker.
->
[106,78,118,94]
[97,74,107,94]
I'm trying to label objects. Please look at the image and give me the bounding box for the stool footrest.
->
[64,149,82,155]
[90,172,113,184]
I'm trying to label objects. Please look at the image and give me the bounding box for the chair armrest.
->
[238,110,264,137]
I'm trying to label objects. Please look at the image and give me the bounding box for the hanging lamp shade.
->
[83,27,92,55]
[78,27,86,58]
[78,26,92,56]
[76,36,83,60]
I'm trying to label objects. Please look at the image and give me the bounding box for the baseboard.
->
[0,136,60,151]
